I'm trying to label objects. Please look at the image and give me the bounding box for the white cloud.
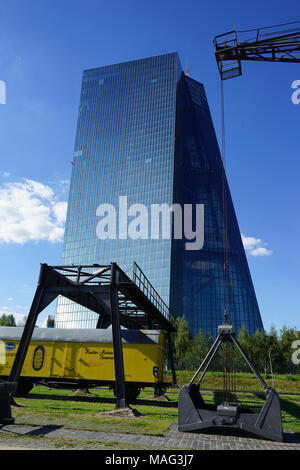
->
[0,178,68,244]
[59,179,70,188]
[52,201,68,225]
[241,233,272,257]
[250,246,272,257]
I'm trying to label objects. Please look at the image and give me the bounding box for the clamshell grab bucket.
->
[178,323,283,442]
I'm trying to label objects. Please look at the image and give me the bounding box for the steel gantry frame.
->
[0,262,177,424]
[214,21,300,80]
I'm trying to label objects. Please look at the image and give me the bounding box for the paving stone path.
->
[0,422,299,450]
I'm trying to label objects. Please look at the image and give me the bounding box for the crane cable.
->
[220,77,237,403]
[221,78,229,323]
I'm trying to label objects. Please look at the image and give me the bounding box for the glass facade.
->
[55,52,263,337]
[170,74,263,336]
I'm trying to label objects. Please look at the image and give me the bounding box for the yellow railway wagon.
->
[0,327,167,401]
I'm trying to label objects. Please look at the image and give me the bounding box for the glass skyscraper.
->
[55,52,263,337]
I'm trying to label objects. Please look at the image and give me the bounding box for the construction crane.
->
[178,21,299,443]
[213,20,300,326]
[214,21,300,80]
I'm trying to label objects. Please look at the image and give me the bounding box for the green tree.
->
[234,324,250,370]
[192,330,212,362]
[279,326,300,366]
[172,316,194,368]
[237,324,249,353]
[171,320,300,374]
[267,325,283,371]
[173,316,190,358]
[253,329,269,372]
[0,314,16,326]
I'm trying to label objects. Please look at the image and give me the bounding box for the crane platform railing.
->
[214,21,300,80]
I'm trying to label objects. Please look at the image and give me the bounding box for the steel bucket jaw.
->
[178,384,212,432]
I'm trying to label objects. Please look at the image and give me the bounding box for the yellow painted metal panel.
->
[0,334,165,384]
[49,342,65,377]
[0,341,16,376]
[76,342,163,383]
[0,340,53,378]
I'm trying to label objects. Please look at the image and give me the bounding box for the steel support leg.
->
[9,285,45,383]
[110,263,127,409]
[0,264,57,424]
[0,382,17,424]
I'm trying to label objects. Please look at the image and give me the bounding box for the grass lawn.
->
[10,371,300,441]
[164,370,300,394]
[13,386,177,436]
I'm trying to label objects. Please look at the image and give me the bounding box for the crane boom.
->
[214,22,300,80]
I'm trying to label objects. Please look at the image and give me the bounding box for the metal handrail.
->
[132,262,171,322]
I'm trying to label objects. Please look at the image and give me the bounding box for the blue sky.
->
[0,0,299,331]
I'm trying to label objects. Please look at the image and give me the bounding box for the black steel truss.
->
[0,262,176,424]
[214,23,300,80]
[50,261,175,331]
